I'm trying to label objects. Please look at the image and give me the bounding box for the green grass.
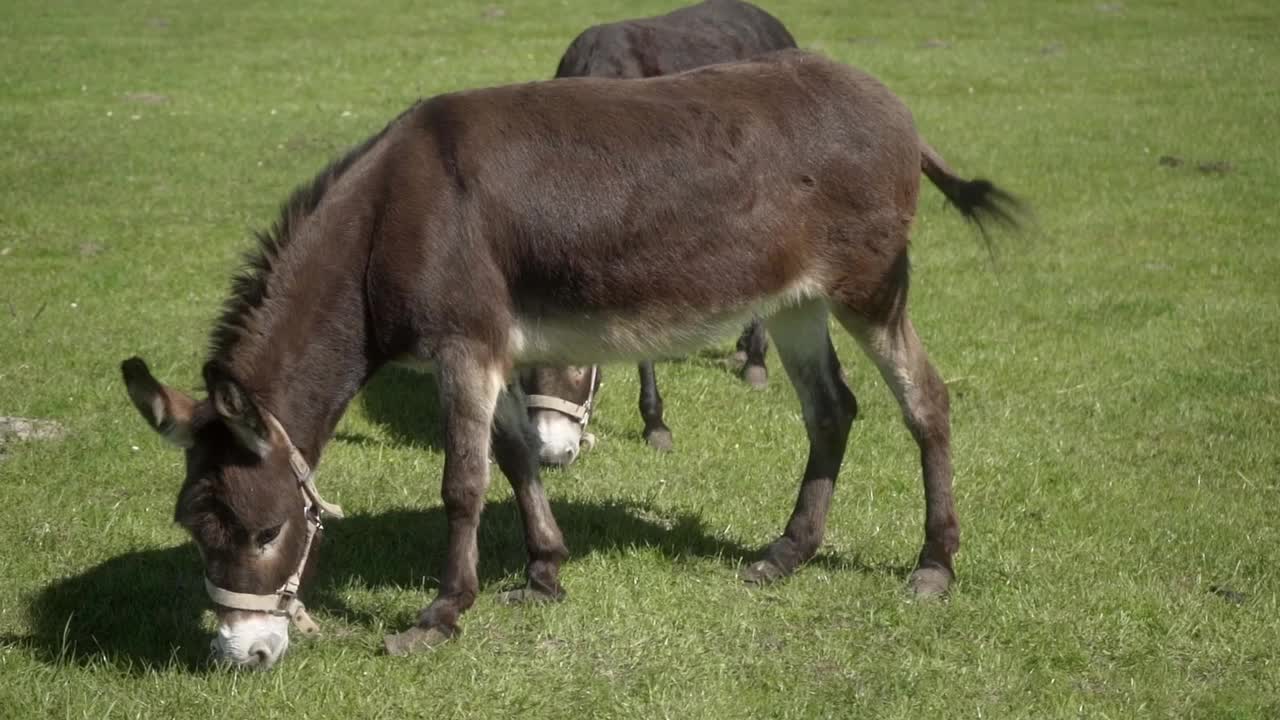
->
[2,0,1278,717]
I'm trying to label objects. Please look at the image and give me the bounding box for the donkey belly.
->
[510,276,822,365]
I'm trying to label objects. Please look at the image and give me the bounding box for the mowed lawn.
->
[2,0,1278,717]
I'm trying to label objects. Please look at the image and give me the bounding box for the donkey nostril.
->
[542,445,578,466]
[247,641,271,666]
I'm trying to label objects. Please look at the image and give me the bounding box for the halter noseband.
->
[525,365,599,429]
[203,411,343,635]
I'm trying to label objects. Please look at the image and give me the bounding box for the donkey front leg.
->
[491,382,570,603]
[385,345,502,656]
[741,301,856,584]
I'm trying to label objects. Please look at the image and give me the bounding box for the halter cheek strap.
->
[204,411,343,635]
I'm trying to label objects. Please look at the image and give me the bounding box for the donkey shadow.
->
[351,365,445,451]
[15,497,890,674]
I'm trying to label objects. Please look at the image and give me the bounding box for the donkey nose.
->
[247,640,272,668]
[534,412,584,466]
[540,443,579,466]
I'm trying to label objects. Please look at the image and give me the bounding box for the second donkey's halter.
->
[203,411,344,634]
[525,365,600,430]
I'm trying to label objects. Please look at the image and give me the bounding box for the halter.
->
[525,365,599,430]
[203,411,344,635]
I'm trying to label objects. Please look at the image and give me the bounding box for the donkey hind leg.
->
[741,300,857,584]
[833,305,958,597]
[637,361,674,451]
[735,317,770,390]
[384,345,503,656]
[491,381,570,603]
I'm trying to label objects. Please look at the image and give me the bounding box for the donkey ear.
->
[121,357,196,448]
[203,362,271,457]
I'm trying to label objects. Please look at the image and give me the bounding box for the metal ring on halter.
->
[525,365,599,428]
[203,411,343,635]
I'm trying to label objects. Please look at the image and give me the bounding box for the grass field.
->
[2,0,1279,717]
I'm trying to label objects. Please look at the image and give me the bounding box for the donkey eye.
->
[257,524,283,546]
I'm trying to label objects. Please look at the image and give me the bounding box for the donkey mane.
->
[208,108,416,365]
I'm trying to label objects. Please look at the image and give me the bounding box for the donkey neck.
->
[216,211,380,462]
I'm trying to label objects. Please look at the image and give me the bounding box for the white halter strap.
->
[203,411,343,634]
[525,365,599,427]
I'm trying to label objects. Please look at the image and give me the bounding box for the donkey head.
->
[121,357,318,670]
[519,365,600,466]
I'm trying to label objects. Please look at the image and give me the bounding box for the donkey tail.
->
[919,139,1024,236]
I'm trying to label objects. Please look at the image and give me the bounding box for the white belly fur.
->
[510,276,823,365]
[389,277,824,370]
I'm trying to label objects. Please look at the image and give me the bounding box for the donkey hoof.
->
[644,427,674,452]
[739,559,788,585]
[384,625,454,656]
[907,566,953,598]
[741,364,768,390]
[496,586,564,605]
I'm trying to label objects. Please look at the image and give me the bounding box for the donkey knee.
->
[441,478,487,520]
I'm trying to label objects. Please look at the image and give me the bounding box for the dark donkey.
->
[121,49,1020,669]
[524,0,797,465]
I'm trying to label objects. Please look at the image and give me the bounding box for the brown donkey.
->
[122,50,1020,669]
[525,0,800,465]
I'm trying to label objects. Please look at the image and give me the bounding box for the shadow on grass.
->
[357,365,444,451]
[12,496,893,675]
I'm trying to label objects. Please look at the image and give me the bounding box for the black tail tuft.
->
[919,139,1028,250]
[938,176,1025,240]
